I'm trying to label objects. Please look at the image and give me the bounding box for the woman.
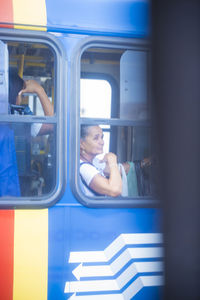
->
[80,125,122,197]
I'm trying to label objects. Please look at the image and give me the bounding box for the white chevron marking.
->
[67,275,164,299]
[69,233,162,263]
[72,260,163,280]
[69,246,163,264]
[66,233,164,299]
[65,261,163,293]
[104,233,163,261]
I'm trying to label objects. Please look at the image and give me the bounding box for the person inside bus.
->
[80,125,122,197]
[0,70,54,197]
[9,68,54,136]
[80,124,153,198]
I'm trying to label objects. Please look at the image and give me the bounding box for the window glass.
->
[6,41,55,117]
[80,47,149,120]
[81,78,111,152]
[120,50,148,120]
[0,38,57,200]
[0,122,56,197]
[78,45,152,202]
[80,79,111,118]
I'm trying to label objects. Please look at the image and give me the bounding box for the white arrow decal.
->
[72,260,163,280]
[123,275,163,300]
[69,233,162,263]
[64,278,119,293]
[68,293,124,299]
[65,233,164,299]
[65,261,163,293]
[104,233,163,261]
[68,293,124,300]
[135,261,163,273]
[70,246,163,266]
[67,275,163,299]
[111,247,163,275]
[72,263,113,280]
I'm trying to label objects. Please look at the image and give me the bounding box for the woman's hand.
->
[19,80,43,95]
[17,79,54,136]
[90,152,122,197]
[101,152,118,166]
[18,79,53,118]
[100,153,118,176]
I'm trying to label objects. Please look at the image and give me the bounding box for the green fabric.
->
[127,162,138,197]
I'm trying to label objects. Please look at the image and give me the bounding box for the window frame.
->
[70,36,159,208]
[0,28,67,208]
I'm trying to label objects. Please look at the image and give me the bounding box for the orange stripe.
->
[0,210,14,300]
[0,0,13,27]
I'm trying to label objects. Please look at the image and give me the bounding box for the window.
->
[71,40,157,207]
[81,78,111,152]
[0,30,65,207]
[81,79,111,118]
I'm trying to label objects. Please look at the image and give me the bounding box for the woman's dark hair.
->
[9,69,24,105]
[80,125,95,139]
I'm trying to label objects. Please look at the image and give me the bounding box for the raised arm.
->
[18,80,54,135]
[18,79,54,116]
[89,152,122,197]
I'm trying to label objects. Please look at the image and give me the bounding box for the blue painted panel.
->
[46,0,150,37]
[48,206,162,300]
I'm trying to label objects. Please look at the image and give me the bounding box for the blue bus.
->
[0,0,163,299]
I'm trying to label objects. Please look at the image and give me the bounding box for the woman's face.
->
[81,126,104,157]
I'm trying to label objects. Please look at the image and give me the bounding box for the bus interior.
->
[1,39,56,197]
[80,45,153,198]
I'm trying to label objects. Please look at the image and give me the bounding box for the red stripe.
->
[0,210,14,300]
[0,0,13,27]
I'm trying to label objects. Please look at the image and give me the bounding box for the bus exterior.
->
[0,1,163,300]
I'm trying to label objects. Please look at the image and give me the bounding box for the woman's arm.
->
[90,153,122,197]
[19,80,54,115]
[19,80,54,135]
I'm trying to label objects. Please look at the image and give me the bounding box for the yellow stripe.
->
[13,210,48,300]
[13,0,47,31]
